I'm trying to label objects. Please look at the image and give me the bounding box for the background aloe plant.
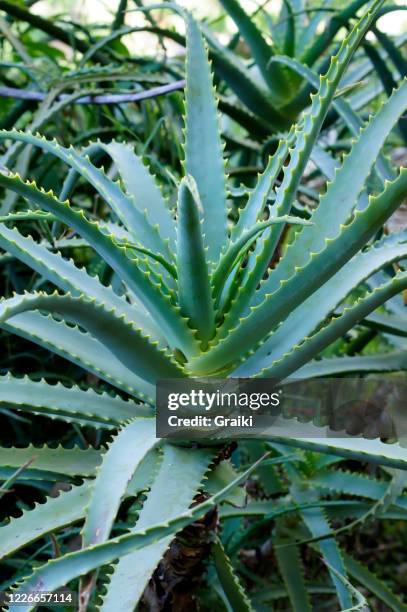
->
[0,0,406,610]
[207,0,407,139]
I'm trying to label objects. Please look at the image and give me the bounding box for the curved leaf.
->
[0,292,183,383]
[294,352,407,379]
[212,537,254,612]
[82,420,158,547]
[2,313,155,401]
[0,375,149,427]
[0,221,162,342]
[0,446,102,479]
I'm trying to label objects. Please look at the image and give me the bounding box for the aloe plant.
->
[204,0,407,136]
[0,1,406,609]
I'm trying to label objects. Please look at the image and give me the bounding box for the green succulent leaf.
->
[274,538,312,612]
[217,0,289,104]
[300,0,376,67]
[0,446,102,479]
[0,221,162,342]
[0,451,161,560]
[215,0,387,334]
[344,553,407,611]
[184,13,228,266]
[2,313,155,401]
[261,270,407,380]
[267,438,407,471]
[213,214,311,299]
[258,79,407,303]
[294,352,407,378]
[190,166,407,375]
[281,454,352,609]
[212,537,254,612]
[82,419,159,547]
[230,130,295,241]
[237,230,407,376]
[0,375,149,427]
[0,483,92,560]
[176,176,215,344]
[0,292,183,383]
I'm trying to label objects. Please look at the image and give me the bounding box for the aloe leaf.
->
[205,31,290,129]
[82,420,158,548]
[115,240,177,280]
[220,499,362,520]
[364,40,398,95]
[0,222,163,342]
[363,42,407,143]
[365,312,407,337]
[267,438,407,471]
[323,562,367,611]
[6,454,269,611]
[0,131,170,257]
[261,270,407,380]
[99,446,213,611]
[0,375,149,427]
[300,0,374,67]
[270,53,397,186]
[212,537,254,612]
[0,483,92,559]
[2,313,155,401]
[0,211,57,223]
[217,0,288,104]
[310,144,339,180]
[373,26,407,77]
[213,215,312,298]
[344,553,407,611]
[0,446,102,479]
[184,14,228,267]
[291,470,406,547]
[274,538,312,612]
[0,89,100,216]
[91,141,176,250]
[341,32,407,88]
[295,0,331,57]
[311,469,407,512]
[0,171,198,356]
[0,292,183,382]
[230,131,295,241]
[266,0,385,236]
[176,176,215,344]
[236,231,407,376]
[112,0,128,30]
[282,0,296,58]
[205,459,246,506]
[294,352,407,379]
[278,452,351,609]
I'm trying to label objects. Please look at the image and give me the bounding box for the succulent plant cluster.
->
[0,0,406,610]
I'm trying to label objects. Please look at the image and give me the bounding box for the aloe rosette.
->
[0,1,406,609]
